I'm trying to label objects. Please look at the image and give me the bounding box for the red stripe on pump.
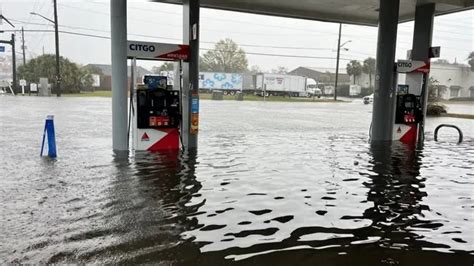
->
[147,128,180,152]
[400,125,417,144]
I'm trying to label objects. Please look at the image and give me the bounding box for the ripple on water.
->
[1,98,473,264]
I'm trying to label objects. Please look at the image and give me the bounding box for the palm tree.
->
[362,57,376,89]
[467,51,474,71]
[346,60,362,85]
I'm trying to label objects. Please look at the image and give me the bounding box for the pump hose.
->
[127,84,134,147]
[368,122,372,142]
[178,124,185,152]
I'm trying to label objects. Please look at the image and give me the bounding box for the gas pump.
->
[392,60,430,144]
[133,74,181,151]
[127,41,189,152]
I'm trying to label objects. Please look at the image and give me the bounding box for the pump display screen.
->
[395,94,422,124]
[136,89,180,129]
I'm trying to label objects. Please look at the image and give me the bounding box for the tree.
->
[151,62,174,74]
[426,77,447,116]
[271,66,288,74]
[434,59,450,64]
[82,65,103,76]
[346,60,362,85]
[81,65,104,91]
[467,52,474,71]
[200,38,248,72]
[18,54,88,93]
[427,76,447,103]
[248,65,263,74]
[362,57,375,89]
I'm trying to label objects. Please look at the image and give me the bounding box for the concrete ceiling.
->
[152,0,474,26]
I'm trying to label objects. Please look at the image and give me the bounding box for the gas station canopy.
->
[153,0,473,26]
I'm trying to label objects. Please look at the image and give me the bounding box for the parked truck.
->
[198,72,243,95]
[254,73,317,97]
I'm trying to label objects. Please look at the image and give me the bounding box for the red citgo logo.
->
[141,132,150,141]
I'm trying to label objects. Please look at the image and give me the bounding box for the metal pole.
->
[111,0,128,151]
[334,23,341,101]
[21,27,26,65]
[53,0,61,97]
[182,0,200,150]
[11,34,17,93]
[371,0,400,141]
[411,4,435,144]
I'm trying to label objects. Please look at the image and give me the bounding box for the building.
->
[83,64,152,90]
[288,67,351,86]
[429,62,474,99]
[353,61,474,99]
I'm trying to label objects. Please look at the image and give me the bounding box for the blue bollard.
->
[40,115,57,158]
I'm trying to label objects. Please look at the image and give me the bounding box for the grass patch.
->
[64,90,340,103]
[441,113,474,119]
[199,93,339,103]
[64,90,112,97]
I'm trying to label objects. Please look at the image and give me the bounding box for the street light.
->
[334,22,351,101]
[29,12,54,24]
[30,1,61,97]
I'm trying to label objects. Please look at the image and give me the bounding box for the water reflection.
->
[186,141,473,265]
[364,142,429,248]
[45,151,203,264]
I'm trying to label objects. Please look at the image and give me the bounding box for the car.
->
[307,87,322,98]
[363,94,374,104]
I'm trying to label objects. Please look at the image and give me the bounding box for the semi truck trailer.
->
[254,73,317,97]
[198,72,243,95]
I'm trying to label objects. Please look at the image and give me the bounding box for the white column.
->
[371,0,400,141]
[111,0,128,150]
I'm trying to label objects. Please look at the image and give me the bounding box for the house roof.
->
[152,0,473,26]
[289,66,351,83]
[84,64,152,77]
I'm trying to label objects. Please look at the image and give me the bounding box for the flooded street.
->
[0,96,473,265]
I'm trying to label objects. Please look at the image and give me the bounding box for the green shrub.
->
[426,103,447,116]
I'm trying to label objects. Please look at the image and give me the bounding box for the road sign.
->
[127,40,189,61]
[0,46,5,52]
[19,79,26,86]
[406,46,441,59]
[396,60,430,73]
[429,46,441,58]
[30,83,38,92]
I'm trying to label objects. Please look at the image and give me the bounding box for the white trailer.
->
[349,85,362,96]
[198,72,243,95]
[255,73,314,97]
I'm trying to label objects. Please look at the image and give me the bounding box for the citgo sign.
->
[127,40,189,61]
[396,60,430,73]
[129,43,156,52]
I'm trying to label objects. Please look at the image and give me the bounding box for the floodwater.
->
[0,96,473,265]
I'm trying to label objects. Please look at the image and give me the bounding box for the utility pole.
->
[11,34,17,92]
[334,23,342,101]
[53,0,61,97]
[21,27,26,65]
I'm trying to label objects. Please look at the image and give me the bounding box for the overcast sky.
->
[0,0,472,73]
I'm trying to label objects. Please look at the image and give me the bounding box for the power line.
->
[3,28,469,71]
[9,19,336,51]
[2,29,356,61]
